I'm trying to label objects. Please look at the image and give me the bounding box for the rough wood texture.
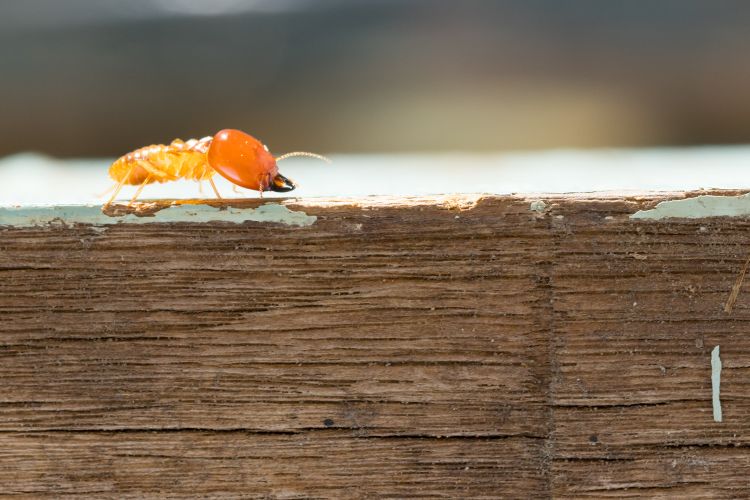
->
[1,194,748,497]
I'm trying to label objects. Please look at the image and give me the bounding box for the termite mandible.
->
[105,129,329,207]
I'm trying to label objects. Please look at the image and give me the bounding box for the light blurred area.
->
[2,0,750,158]
[5,147,750,206]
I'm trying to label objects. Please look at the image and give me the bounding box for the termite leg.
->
[208,177,223,199]
[197,181,204,195]
[232,185,241,194]
[97,184,117,198]
[104,183,125,207]
[104,165,134,208]
[128,175,152,206]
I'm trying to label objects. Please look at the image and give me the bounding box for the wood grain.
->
[0,432,546,497]
[0,194,748,497]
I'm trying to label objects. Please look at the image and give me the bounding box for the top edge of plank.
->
[2,191,750,227]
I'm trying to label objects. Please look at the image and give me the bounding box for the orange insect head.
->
[207,129,294,192]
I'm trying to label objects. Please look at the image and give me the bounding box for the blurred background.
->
[3,0,750,158]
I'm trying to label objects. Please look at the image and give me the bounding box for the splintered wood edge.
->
[1,189,749,227]
[99,193,488,216]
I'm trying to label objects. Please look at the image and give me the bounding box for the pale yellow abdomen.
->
[109,137,215,185]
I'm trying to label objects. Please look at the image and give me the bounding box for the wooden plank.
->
[548,198,750,497]
[0,197,551,497]
[0,432,545,497]
[1,193,749,496]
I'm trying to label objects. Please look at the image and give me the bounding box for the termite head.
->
[208,129,291,192]
[207,129,330,193]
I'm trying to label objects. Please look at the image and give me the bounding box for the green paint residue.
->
[631,193,750,220]
[0,204,316,228]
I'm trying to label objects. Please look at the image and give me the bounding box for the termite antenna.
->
[275,151,332,164]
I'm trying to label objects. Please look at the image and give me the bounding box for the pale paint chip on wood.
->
[0,203,316,227]
[529,200,547,212]
[712,345,723,423]
[631,193,750,220]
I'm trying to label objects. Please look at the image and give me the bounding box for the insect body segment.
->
[105,129,328,207]
[109,136,214,186]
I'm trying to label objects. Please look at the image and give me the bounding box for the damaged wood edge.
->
[99,194,488,216]
[3,190,750,228]
[0,195,491,228]
[0,203,317,228]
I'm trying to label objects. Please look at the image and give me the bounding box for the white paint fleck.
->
[0,203,316,228]
[712,345,723,423]
[631,193,750,220]
[529,200,547,212]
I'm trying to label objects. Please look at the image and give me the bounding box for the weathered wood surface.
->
[1,194,749,497]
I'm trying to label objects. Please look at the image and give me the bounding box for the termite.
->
[105,129,329,207]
